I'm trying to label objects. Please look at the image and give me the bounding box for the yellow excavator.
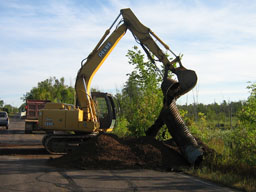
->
[39,8,197,155]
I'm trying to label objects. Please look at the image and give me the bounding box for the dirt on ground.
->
[48,133,215,170]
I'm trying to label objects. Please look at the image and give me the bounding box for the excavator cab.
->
[91,92,116,131]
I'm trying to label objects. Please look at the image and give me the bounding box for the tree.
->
[0,100,3,108]
[238,82,256,127]
[23,77,75,104]
[19,103,26,112]
[115,46,164,137]
[3,104,18,114]
[231,82,256,166]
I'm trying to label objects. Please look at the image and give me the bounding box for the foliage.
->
[185,165,256,192]
[237,82,256,127]
[0,99,18,114]
[112,117,131,137]
[0,100,3,108]
[178,100,243,124]
[114,46,164,137]
[231,82,256,166]
[2,104,19,114]
[230,127,256,166]
[19,103,26,112]
[22,77,75,104]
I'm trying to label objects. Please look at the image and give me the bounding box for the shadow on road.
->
[0,129,25,134]
[0,158,58,175]
[0,147,49,155]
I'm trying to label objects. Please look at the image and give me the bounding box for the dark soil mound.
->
[48,133,190,170]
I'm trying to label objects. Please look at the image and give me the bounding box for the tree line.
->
[0,99,19,114]
[22,77,75,104]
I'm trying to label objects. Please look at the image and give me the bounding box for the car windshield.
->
[0,112,7,117]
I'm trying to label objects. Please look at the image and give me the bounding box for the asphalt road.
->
[0,117,240,192]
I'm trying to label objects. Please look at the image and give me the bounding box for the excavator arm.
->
[75,8,197,126]
[75,24,126,123]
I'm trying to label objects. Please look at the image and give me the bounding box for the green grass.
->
[186,119,256,192]
[184,161,256,192]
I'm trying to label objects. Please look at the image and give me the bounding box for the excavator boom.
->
[75,8,197,124]
[75,24,127,123]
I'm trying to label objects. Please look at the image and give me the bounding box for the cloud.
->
[185,45,256,84]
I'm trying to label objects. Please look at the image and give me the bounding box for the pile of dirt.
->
[48,133,191,170]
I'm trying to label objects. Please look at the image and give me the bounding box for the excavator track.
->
[42,133,97,154]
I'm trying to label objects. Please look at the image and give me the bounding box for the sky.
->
[0,0,256,107]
